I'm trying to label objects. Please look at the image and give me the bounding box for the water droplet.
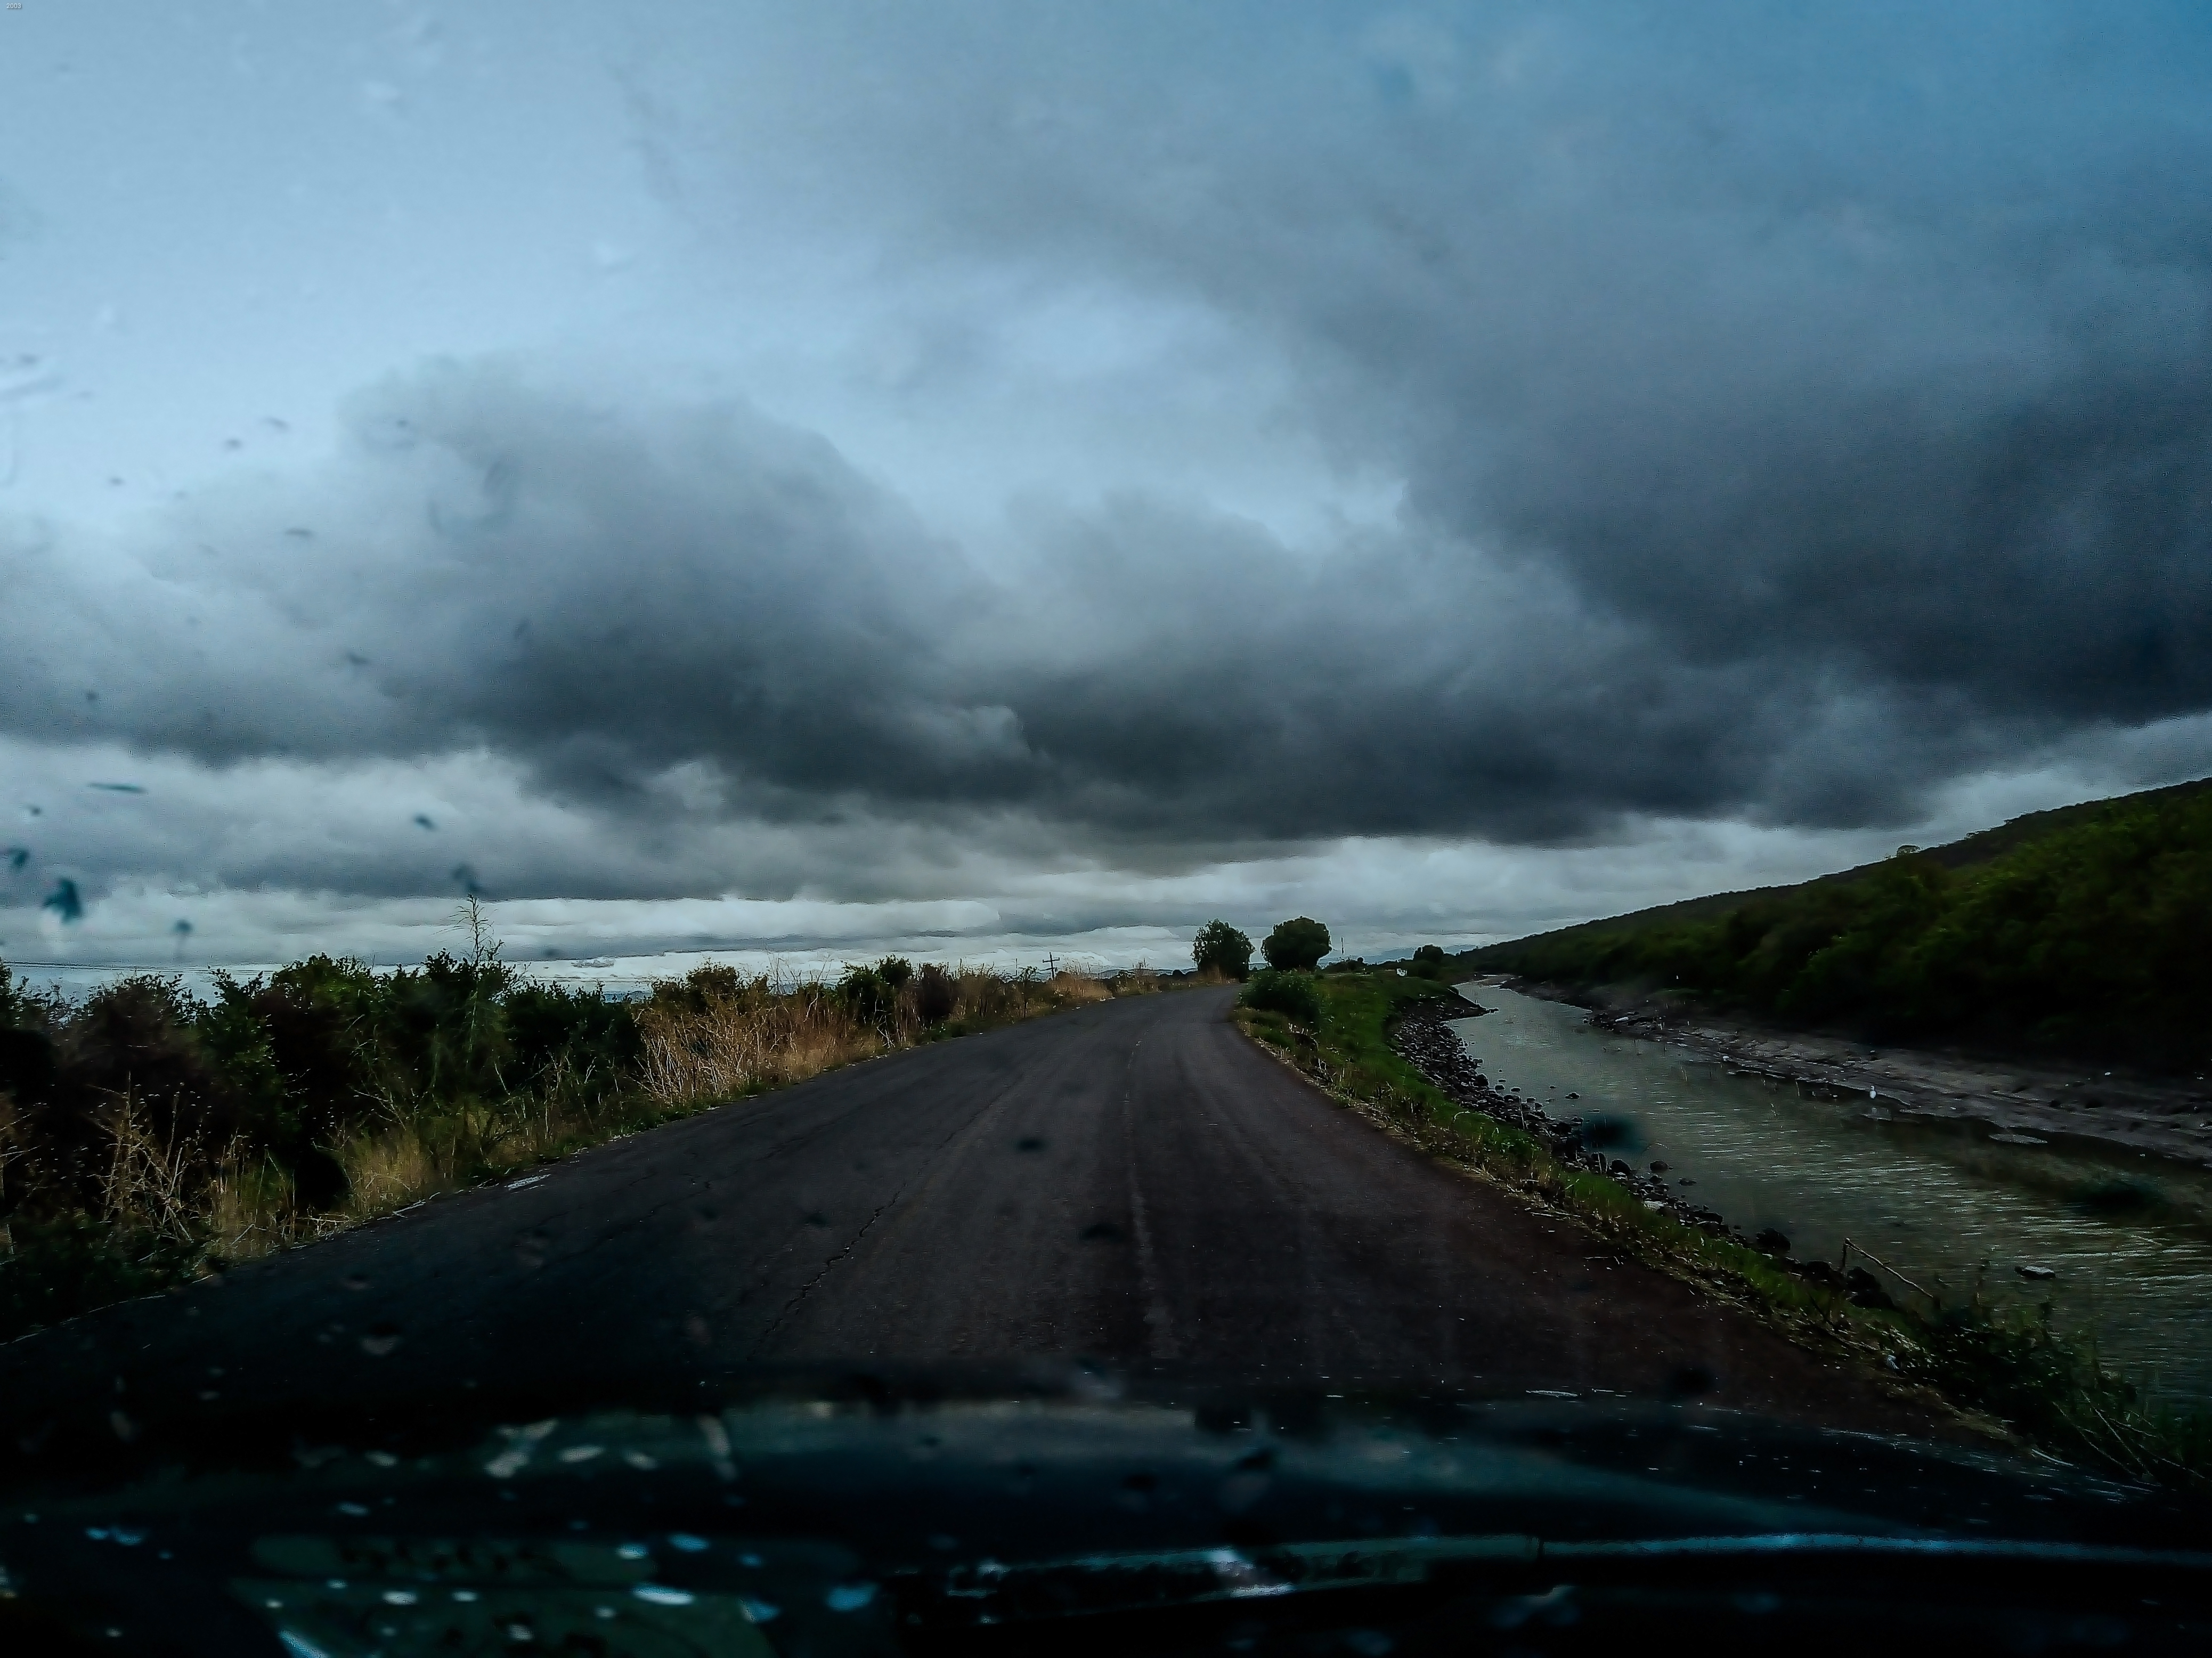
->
[826,1582,877,1613]
[667,1533,708,1553]
[45,879,84,924]
[631,1584,694,1606]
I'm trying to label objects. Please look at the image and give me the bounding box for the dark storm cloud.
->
[7,1,2212,907]
[652,3,2212,766]
[0,358,2016,867]
[3,363,986,805]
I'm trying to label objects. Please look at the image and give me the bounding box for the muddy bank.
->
[1484,977,2212,1169]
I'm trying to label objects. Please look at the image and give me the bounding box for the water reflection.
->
[1451,984,2212,1399]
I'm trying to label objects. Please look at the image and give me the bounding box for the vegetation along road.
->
[1,985,1947,1466]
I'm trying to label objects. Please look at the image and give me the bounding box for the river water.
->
[1449,984,2212,1400]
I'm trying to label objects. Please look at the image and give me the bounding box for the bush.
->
[1192,919,1254,979]
[1241,969,1322,1025]
[1408,944,1447,980]
[912,963,957,1025]
[837,959,912,1031]
[1261,916,1331,972]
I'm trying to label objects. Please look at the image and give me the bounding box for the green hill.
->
[1461,777,2212,1070]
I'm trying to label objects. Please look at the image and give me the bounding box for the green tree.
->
[1192,919,1254,980]
[1262,916,1331,972]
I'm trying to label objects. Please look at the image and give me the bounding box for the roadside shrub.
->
[836,960,905,1031]
[1192,919,1254,980]
[655,963,744,1013]
[505,981,641,1098]
[912,963,957,1025]
[1242,969,1322,1025]
[197,957,381,1207]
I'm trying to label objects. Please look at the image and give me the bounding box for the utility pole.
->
[1045,952,1058,976]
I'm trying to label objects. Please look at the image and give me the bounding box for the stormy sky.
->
[5,2,2211,980]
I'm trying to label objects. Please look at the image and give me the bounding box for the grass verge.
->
[1234,970,2210,1491]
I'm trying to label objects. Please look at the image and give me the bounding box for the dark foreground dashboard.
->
[2,1372,2206,1655]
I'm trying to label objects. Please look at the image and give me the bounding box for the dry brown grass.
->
[334,1066,625,1224]
[1042,970,1113,1006]
[95,1091,206,1246]
[339,1127,452,1221]
[204,1150,314,1262]
[636,976,885,1108]
[634,963,1129,1111]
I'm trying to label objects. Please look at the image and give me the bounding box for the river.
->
[1449,983,2212,1401]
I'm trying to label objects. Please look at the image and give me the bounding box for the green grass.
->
[1235,970,2211,1490]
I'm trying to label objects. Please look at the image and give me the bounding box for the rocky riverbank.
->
[1392,996,1728,1230]
[1480,977,2212,1170]
[1388,993,1900,1305]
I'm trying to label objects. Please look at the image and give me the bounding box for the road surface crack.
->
[749,1191,901,1356]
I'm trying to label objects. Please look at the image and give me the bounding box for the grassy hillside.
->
[1463,777,2212,1069]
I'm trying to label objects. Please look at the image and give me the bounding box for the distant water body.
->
[1451,983,2212,1401]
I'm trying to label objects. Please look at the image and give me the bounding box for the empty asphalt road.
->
[2,987,1948,1453]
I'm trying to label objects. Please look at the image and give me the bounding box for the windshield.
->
[3,6,2210,1654]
